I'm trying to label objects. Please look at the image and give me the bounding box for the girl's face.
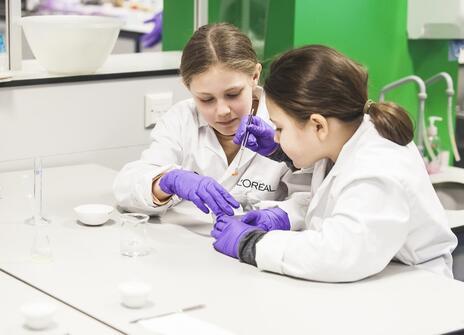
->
[266,98,328,169]
[189,64,261,136]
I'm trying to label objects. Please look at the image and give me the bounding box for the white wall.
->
[0,75,190,171]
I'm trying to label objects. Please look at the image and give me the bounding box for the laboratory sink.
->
[430,166,464,229]
[433,182,464,210]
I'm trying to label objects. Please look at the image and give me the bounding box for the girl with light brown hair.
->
[114,23,309,224]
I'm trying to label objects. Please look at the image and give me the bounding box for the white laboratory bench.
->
[429,166,464,229]
[0,269,122,334]
[1,164,464,335]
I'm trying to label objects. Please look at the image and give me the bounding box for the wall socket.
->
[144,92,173,128]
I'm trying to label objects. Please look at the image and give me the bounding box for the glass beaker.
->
[120,213,151,257]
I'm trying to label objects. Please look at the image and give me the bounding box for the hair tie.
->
[363,99,375,114]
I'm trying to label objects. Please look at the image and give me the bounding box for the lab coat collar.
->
[218,90,270,188]
[330,114,373,176]
[197,110,209,128]
[304,115,373,216]
[254,88,270,122]
[202,88,269,188]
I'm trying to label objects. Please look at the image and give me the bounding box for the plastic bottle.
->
[0,33,12,80]
[0,33,7,74]
[428,117,442,153]
[426,116,445,174]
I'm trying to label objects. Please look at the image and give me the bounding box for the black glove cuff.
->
[238,230,267,266]
[267,145,296,171]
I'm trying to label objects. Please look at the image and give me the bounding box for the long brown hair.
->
[264,45,414,146]
[180,23,258,87]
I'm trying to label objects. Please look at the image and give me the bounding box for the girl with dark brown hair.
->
[212,45,457,282]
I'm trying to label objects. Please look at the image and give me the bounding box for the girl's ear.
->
[252,63,262,86]
[309,114,329,142]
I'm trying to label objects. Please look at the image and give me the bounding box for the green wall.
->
[162,1,193,51]
[293,0,458,161]
[163,0,295,62]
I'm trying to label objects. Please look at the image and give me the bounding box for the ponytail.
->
[366,101,414,146]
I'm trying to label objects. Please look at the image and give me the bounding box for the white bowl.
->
[21,15,122,75]
[118,281,152,309]
[74,204,114,226]
[20,302,56,330]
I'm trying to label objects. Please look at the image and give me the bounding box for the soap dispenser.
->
[426,116,447,174]
[428,116,442,153]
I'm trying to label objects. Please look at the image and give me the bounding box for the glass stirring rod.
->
[232,105,257,176]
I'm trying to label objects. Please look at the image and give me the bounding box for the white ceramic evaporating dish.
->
[74,204,114,226]
[118,281,152,309]
[20,302,56,330]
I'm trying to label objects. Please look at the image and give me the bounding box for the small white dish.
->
[74,204,114,226]
[119,281,152,309]
[20,302,56,330]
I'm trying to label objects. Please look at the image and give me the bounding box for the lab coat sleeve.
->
[279,168,313,229]
[275,192,312,231]
[255,176,410,282]
[113,110,185,216]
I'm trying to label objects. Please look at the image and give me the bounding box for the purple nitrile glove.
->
[141,11,163,48]
[211,215,264,259]
[241,208,291,232]
[159,169,239,216]
[233,115,278,156]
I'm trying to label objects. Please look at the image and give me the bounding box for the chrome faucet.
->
[425,72,461,162]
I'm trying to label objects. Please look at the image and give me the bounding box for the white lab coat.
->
[113,93,311,225]
[256,115,457,282]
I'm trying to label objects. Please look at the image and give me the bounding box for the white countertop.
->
[1,164,464,335]
[0,270,120,334]
[0,51,181,85]
[430,166,464,184]
[430,166,464,229]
